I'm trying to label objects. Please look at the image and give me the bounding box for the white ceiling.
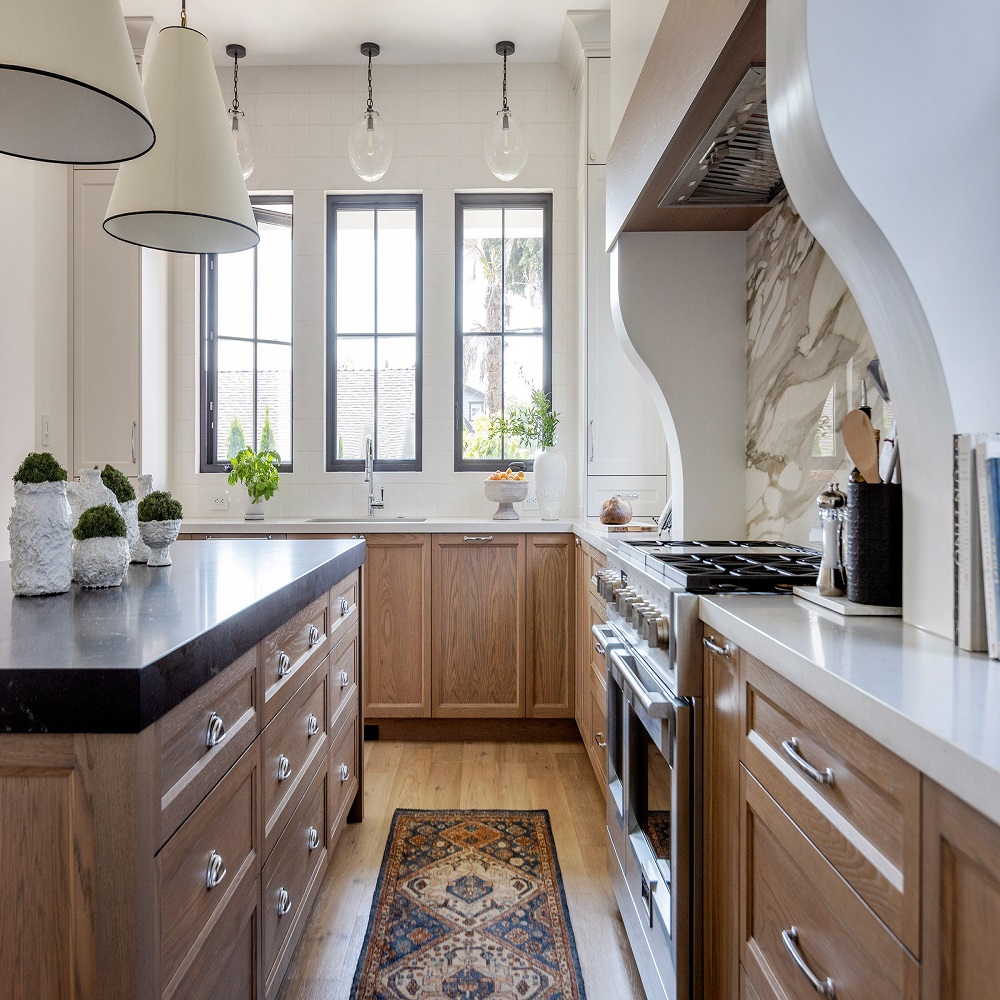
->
[118,0,608,66]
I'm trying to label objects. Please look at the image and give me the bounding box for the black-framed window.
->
[455,193,552,471]
[201,196,293,472]
[326,194,422,471]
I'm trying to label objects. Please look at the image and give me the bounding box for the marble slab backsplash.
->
[746,199,890,545]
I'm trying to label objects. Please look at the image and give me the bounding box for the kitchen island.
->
[0,537,365,1000]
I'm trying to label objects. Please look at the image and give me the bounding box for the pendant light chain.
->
[502,48,510,114]
[231,48,242,117]
[366,49,375,115]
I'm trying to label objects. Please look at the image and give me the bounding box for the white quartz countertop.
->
[700,594,1000,825]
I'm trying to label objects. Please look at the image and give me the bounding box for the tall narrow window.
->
[455,193,552,470]
[326,194,422,471]
[201,196,293,471]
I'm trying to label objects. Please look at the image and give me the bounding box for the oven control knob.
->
[617,591,639,615]
[644,616,670,649]
[632,602,655,629]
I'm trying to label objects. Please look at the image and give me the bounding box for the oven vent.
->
[659,65,785,209]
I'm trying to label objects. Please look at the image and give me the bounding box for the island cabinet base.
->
[0,571,363,1000]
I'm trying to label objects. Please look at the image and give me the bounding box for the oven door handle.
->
[608,648,675,719]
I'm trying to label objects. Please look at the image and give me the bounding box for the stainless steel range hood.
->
[658,65,784,209]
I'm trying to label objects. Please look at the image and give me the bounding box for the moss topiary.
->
[101,464,136,503]
[73,504,127,541]
[13,451,67,484]
[137,490,183,522]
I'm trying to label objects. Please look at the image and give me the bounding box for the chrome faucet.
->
[364,434,384,518]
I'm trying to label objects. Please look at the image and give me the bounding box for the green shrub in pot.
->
[9,451,72,596]
[101,464,139,555]
[14,451,68,484]
[137,491,184,567]
[227,447,280,519]
[72,504,130,588]
[73,504,127,540]
[137,491,183,522]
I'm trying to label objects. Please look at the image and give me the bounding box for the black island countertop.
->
[0,538,365,734]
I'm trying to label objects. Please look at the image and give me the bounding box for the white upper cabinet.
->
[587,57,612,164]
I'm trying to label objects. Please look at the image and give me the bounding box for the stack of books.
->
[954,433,1000,657]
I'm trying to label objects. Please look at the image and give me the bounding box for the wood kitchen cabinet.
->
[576,538,607,786]
[363,533,432,718]
[921,778,1000,997]
[432,533,526,718]
[526,534,575,718]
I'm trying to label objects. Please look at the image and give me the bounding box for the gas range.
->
[615,538,820,593]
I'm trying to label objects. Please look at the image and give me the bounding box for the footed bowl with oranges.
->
[484,468,529,520]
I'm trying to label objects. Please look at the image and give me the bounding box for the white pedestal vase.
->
[67,468,122,530]
[72,536,130,588]
[131,475,153,562]
[8,480,73,596]
[139,519,182,567]
[533,447,567,520]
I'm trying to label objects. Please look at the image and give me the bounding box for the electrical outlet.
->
[524,497,538,508]
[211,494,230,511]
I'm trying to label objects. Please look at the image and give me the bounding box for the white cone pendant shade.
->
[104,26,258,255]
[0,0,154,164]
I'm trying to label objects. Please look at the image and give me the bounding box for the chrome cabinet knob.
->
[277,651,291,677]
[308,624,321,646]
[306,714,320,737]
[339,597,350,616]
[277,754,293,781]
[338,669,350,688]
[307,826,320,851]
[205,712,226,749]
[277,887,291,916]
[339,762,350,782]
[206,850,226,889]
[594,731,607,749]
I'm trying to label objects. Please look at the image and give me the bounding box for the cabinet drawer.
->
[167,871,259,1000]
[159,647,258,846]
[262,656,329,858]
[158,741,260,995]
[329,700,359,841]
[741,768,918,1000]
[329,569,360,647]
[328,624,359,731]
[262,761,328,994]
[261,592,330,725]
[742,653,921,953]
[588,675,608,785]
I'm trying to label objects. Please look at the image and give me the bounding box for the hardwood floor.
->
[277,738,646,1000]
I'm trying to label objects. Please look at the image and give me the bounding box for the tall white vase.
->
[131,474,153,563]
[8,480,73,596]
[66,468,122,529]
[534,447,567,520]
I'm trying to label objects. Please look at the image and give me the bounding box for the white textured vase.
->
[8,480,73,596]
[72,536,130,589]
[131,475,153,562]
[534,447,567,521]
[139,518,182,567]
[121,499,140,557]
[67,468,122,529]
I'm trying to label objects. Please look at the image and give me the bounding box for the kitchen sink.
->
[305,517,427,523]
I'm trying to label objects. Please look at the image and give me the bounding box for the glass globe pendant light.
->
[348,42,392,182]
[226,44,255,181]
[485,41,527,182]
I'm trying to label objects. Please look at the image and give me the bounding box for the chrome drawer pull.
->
[206,851,226,889]
[782,927,836,997]
[205,712,226,749]
[277,651,291,677]
[594,640,604,655]
[339,597,350,616]
[307,826,320,851]
[277,754,293,781]
[781,737,835,787]
[306,714,320,737]
[338,669,350,688]
[277,887,292,916]
[702,635,732,658]
[339,762,350,782]
[463,535,494,542]
[594,731,607,749]
[308,623,321,646]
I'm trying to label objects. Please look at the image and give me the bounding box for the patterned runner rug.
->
[350,809,587,999]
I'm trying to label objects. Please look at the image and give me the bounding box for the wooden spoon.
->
[842,409,881,484]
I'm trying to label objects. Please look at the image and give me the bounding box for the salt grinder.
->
[817,482,847,597]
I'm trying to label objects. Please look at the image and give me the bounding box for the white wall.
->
[609,0,669,141]
[766,0,996,636]
[611,231,747,538]
[169,61,579,520]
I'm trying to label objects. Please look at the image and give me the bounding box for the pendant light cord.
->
[180,0,187,28]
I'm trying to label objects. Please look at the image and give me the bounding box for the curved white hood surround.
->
[610,232,747,540]
[765,0,987,636]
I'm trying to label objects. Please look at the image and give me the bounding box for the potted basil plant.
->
[137,491,184,567]
[227,447,280,521]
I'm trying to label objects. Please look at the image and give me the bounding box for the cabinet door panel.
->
[364,534,432,717]
[73,169,140,475]
[527,534,574,718]
[432,534,525,717]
